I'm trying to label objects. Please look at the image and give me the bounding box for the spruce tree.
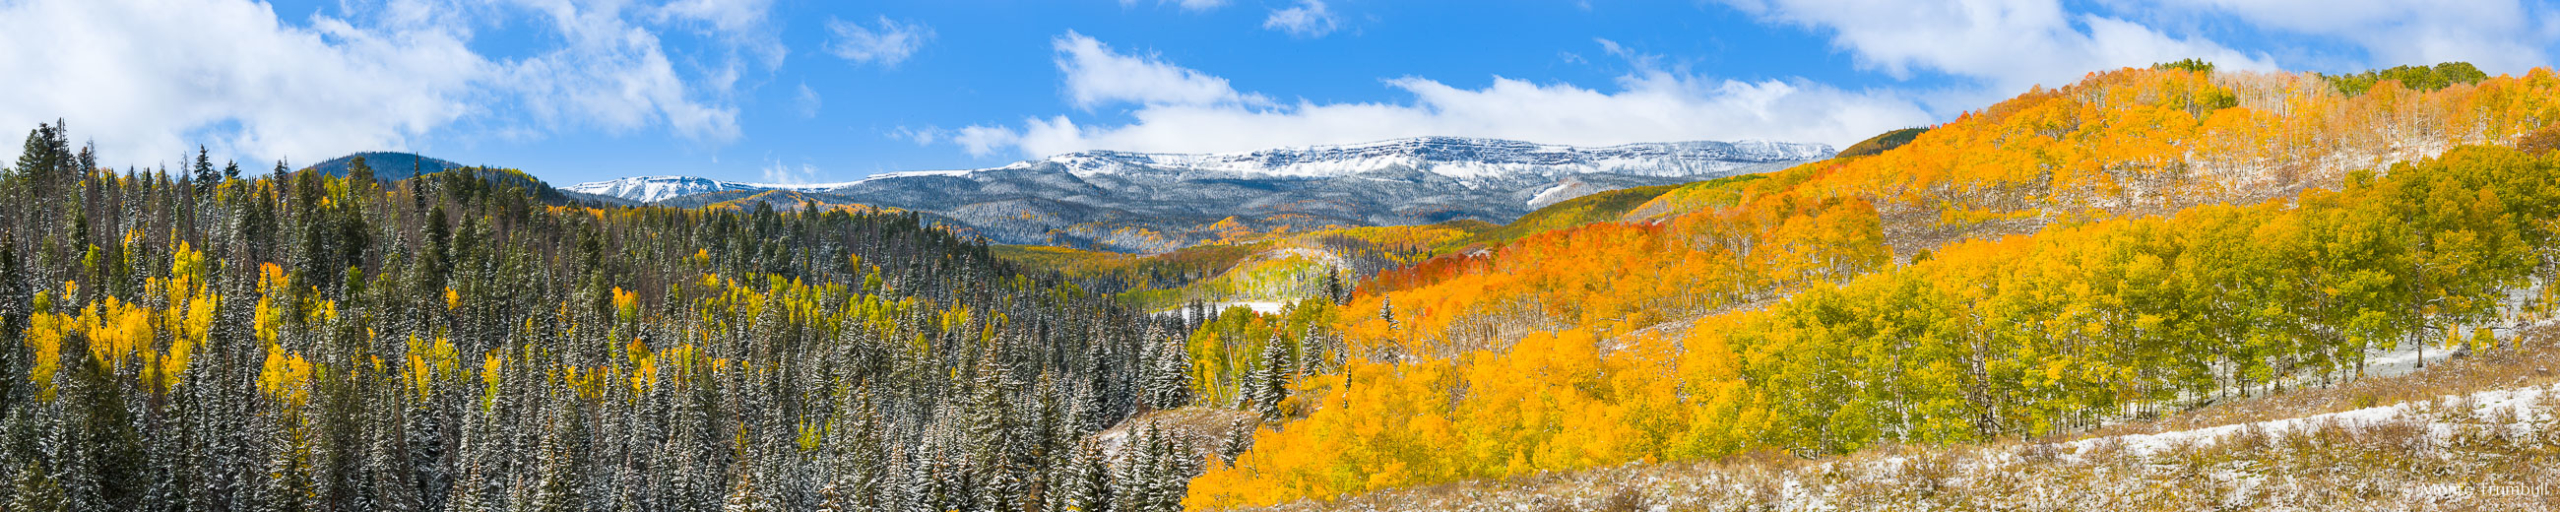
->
[1045,439,1108,512]
[191,146,216,195]
[1142,336,1190,412]
[1248,334,1291,420]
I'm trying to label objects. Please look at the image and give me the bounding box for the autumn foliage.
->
[1186,66,2560,508]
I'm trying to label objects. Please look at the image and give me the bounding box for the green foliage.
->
[1456,184,1680,247]
[1835,127,1930,159]
[1732,144,2556,447]
[2154,58,2217,74]
[2325,62,2491,96]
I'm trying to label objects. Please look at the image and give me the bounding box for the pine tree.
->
[1109,423,1156,512]
[346,156,374,183]
[1247,334,1291,420]
[723,471,777,512]
[1142,336,1190,412]
[1215,418,1253,465]
[10,461,66,512]
[192,146,217,195]
[1143,429,1190,512]
[1044,439,1108,512]
[903,454,949,512]
[813,479,850,512]
[365,390,423,512]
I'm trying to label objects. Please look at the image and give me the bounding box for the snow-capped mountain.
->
[567,137,1833,252]
[1024,137,1834,180]
[561,176,878,203]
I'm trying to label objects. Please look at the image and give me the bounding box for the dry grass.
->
[1102,407,1259,456]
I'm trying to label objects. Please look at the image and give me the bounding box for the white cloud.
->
[888,126,942,146]
[655,0,789,74]
[958,36,1932,158]
[1053,31,1271,110]
[1119,0,1230,12]
[656,0,772,32]
[825,16,934,67]
[954,125,1022,157]
[1263,0,1342,37]
[759,160,822,184]
[0,0,482,169]
[2141,0,2555,74]
[795,83,823,118]
[1595,38,1664,71]
[1714,0,2274,90]
[0,0,765,170]
[497,0,745,143]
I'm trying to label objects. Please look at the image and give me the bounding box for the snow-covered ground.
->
[2070,383,2554,458]
[1152,301,1291,320]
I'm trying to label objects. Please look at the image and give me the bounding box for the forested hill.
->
[1181,64,2560,508]
[0,121,1249,511]
[307,152,465,182]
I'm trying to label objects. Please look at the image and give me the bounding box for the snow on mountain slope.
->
[565,137,1832,252]
[563,176,760,203]
[567,137,1834,203]
[563,176,881,203]
[1024,137,1834,180]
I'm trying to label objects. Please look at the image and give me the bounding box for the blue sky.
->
[2,0,2556,185]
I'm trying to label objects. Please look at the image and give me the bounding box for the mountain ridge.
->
[566,136,1833,252]
[569,136,1834,202]
[306,151,466,181]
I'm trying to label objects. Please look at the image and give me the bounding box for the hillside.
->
[305,151,465,181]
[1177,64,2560,509]
[1242,322,2560,511]
[997,220,1486,313]
[993,168,1807,314]
[1834,127,1928,158]
[0,121,1201,512]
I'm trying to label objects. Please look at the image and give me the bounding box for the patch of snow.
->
[1527,182,1575,207]
[567,136,1832,203]
[1151,301,1292,320]
[1032,136,1834,180]
[2068,383,2554,457]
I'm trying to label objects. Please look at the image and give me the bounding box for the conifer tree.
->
[1143,337,1190,412]
[1247,334,1291,420]
[192,146,216,195]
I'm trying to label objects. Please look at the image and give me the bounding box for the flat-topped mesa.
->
[563,175,860,203]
